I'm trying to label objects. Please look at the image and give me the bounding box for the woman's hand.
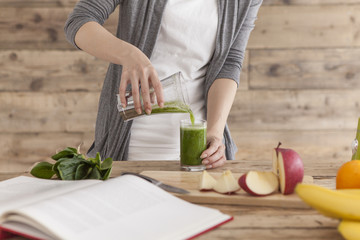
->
[201,136,226,169]
[73,21,164,114]
[118,43,164,115]
[203,78,237,169]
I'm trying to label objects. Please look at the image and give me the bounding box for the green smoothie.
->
[151,101,195,125]
[120,98,195,124]
[180,121,207,167]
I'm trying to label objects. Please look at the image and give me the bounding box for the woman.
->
[64,0,262,169]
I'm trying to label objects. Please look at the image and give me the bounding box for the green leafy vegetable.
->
[101,157,113,170]
[57,158,85,180]
[75,163,91,180]
[101,168,112,180]
[88,167,102,180]
[30,146,112,181]
[88,152,101,166]
[51,147,77,160]
[30,162,56,179]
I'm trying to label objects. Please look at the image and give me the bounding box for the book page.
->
[0,176,100,215]
[2,175,231,240]
[1,216,54,240]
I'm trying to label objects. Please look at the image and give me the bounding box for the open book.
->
[0,175,232,240]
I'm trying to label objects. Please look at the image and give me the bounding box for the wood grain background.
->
[1,0,358,173]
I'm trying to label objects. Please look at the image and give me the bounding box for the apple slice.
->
[272,149,279,176]
[213,170,240,194]
[238,171,279,196]
[199,170,217,191]
[273,142,304,195]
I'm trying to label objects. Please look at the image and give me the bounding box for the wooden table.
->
[0,160,342,240]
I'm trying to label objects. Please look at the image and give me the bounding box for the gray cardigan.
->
[64,0,262,161]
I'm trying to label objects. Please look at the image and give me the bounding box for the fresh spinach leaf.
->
[57,158,84,180]
[88,167,101,180]
[101,157,113,170]
[89,152,101,166]
[51,147,78,161]
[101,168,112,180]
[75,163,89,180]
[30,162,55,179]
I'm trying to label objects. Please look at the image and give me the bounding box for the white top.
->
[128,0,218,160]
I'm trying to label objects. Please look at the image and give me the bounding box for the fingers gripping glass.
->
[117,72,190,121]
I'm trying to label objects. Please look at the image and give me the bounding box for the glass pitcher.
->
[117,72,191,122]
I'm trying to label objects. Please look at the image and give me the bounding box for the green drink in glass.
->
[180,119,207,171]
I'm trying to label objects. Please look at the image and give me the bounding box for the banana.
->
[295,184,360,221]
[338,220,360,240]
[338,189,360,195]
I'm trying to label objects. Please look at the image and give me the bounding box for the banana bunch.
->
[295,184,360,240]
[338,221,360,240]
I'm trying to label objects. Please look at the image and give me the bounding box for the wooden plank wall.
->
[1,1,359,174]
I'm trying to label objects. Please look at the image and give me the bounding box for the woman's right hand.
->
[118,43,164,115]
[73,21,164,114]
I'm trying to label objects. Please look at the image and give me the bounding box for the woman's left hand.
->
[200,136,226,169]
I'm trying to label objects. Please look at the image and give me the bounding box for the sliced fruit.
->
[239,171,279,196]
[213,170,240,194]
[199,170,217,190]
[273,143,304,195]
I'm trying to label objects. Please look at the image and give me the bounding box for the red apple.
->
[273,142,304,195]
[213,170,240,194]
[238,171,279,196]
[199,170,217,191]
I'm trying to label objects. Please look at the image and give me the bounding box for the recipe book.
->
[0,175,232,240]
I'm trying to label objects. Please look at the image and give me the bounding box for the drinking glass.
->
[180,119,207,171]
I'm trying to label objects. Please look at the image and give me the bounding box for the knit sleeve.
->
[216,0,262,85]
[64,0,120,49]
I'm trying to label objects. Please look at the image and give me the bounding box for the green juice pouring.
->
[117,72,206,171]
